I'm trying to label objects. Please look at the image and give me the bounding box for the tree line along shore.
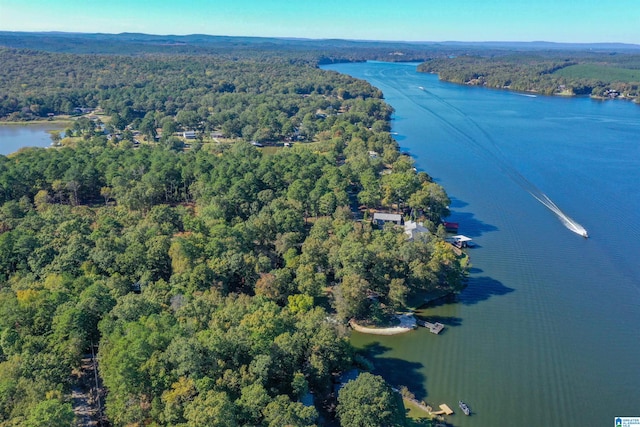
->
[417,53,640,100]
[0,40,466,426]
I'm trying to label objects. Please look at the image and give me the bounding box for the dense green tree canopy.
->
[0,42,468,426]
[337,372,406,427]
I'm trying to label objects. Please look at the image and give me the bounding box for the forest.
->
[0,42,463,426]
[417,52,640,99]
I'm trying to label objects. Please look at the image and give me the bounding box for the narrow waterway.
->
[324,62,640,427]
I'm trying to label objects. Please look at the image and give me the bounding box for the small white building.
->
[404,220,430,240]
[373,212,403,226]
[183,130,196,139]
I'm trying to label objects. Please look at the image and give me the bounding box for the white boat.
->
[459,400,471,415]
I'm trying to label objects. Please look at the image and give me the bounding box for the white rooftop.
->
[373,212,402,221]
[404,220,430,240]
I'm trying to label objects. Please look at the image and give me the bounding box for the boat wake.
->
[407,80,588,237]
[529,193,588,237]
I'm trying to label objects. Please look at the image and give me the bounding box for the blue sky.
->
[1,0,639,44]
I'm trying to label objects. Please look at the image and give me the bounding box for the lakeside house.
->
[373,212,403,226]
[404,220,429,240]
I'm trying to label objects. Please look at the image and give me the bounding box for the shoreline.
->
[0,119,73,126]
[420,71,640,103]
[349,313,417,335]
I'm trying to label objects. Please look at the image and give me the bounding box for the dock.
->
[432,403,454,415]
[445,235,474,249]
[417,319,445,334]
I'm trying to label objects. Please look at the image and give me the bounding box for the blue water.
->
[0,124,63,155]
[324,61,640,427]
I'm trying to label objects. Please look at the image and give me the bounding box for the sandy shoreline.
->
[349,313,417,335]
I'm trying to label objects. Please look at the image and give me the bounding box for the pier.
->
[432,403,454,415]
[417,319,445,334]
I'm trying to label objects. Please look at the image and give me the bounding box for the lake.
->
[0,123,65,155]
[323,61,640,427]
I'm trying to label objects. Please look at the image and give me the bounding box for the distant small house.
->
[183,130,196,139]
[404,220,429,240]
[373,212,403,226]
[210,131,224,139]
[251,141,263,147]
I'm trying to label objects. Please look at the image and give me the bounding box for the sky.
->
[1,0,639,44]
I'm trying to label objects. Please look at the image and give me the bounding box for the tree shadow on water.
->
[448,197,468,209]
[425,276,514,308]
[459,276,514,305]
[360,342,429,400]
[448,210,498,238]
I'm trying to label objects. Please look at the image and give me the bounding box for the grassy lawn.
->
[554,64,640,83]
[403,396,437,426]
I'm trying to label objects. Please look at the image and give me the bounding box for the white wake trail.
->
[529,193,588,237]
[412,85,589,238]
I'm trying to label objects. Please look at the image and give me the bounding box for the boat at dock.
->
[459,400,471,416]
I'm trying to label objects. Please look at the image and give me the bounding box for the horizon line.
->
[2,30,639,48]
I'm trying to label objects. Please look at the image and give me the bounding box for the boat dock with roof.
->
[446,235,474,248]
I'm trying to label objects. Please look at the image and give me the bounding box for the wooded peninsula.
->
[417,51,640,99]
[0,32,638,427]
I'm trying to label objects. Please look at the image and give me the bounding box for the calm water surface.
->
[0,124,64,155]
[324,62,640,427]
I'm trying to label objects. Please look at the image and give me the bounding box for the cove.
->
[323,61,640,427]
[0,124,64,155]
